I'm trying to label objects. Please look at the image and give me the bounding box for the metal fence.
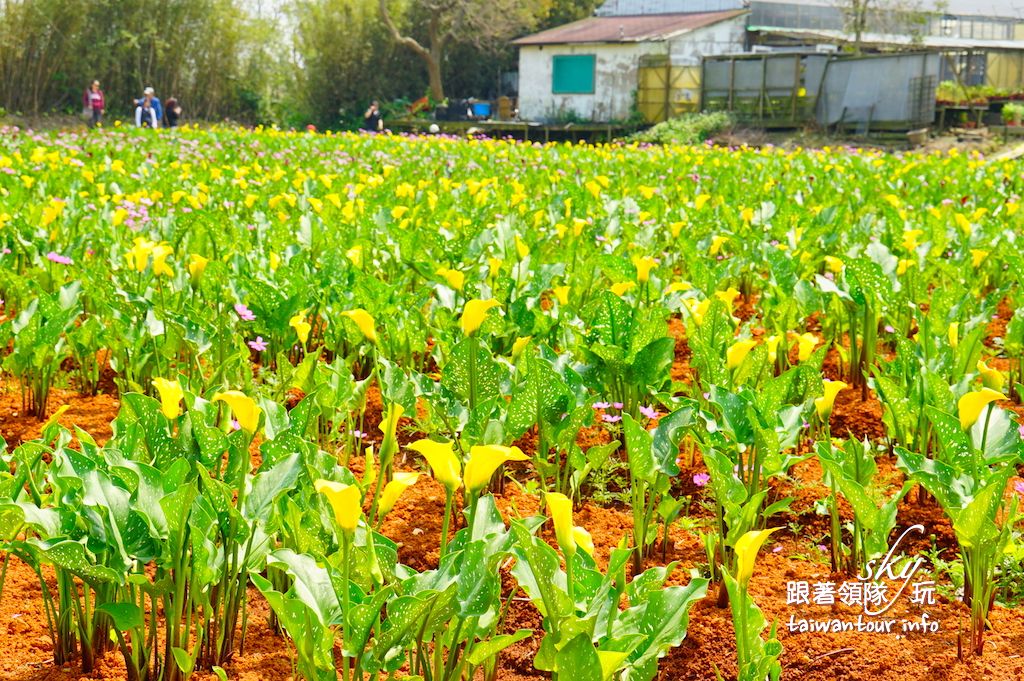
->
[700,51,939,129]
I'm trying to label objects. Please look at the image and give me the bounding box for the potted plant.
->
[1003,102,1023,126]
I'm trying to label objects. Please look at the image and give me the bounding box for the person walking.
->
[83,80,105,127]
[134,87,162,128]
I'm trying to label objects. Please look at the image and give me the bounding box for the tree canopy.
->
[0,0,602,128]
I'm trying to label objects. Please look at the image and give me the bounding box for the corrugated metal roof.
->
[513,9,748,45]
[596,0,743,15]
[750,26,1024,50]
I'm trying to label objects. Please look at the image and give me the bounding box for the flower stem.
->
[439,489,454,560]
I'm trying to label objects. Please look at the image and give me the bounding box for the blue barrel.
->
[471,102,491,118]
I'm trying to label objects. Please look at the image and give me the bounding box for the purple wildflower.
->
[230,418,241,431]
[234,303,256,321]
[772,544,783,553]
[602,414,622,423]
[592,401,611,410]
[353,429,366,439]
[612,402,624,410]
[248,336,268,352]
[1015,480,1024,496]
[884,325,896,334]
[693,472,710,487]
[1018,424,1024,439]
[46,252,72,265]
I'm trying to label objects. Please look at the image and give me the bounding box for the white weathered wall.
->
[517,42,666,122]
[668,16,747,65]
[516,17,747,122]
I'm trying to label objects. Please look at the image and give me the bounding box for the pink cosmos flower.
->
[234,303,256,321]
[639,405,661,419]
[693,472,710,487]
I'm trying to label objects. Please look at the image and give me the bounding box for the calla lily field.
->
[1,125,1024,681]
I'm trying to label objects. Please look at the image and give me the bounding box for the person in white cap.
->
[133,86,162,128]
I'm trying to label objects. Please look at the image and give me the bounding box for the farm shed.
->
[513,10,747,123]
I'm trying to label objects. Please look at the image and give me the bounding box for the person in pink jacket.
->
[83,80,105,128]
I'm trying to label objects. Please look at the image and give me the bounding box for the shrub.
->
[629,112,733,145]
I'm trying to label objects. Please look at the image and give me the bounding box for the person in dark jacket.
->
[362,100,382,131]
[83,80,105,127]
[165,97,181,128]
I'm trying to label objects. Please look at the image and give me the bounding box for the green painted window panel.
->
[552,55,596,94]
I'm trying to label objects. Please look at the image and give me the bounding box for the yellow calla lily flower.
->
[545,492,576,557]
[460,298,500,336]
[971,249,989,268]
[814,379,848,420]
[345,245,363,269]
[683,298,711,326]
[824,256,844,273]
[632,255,658,283]
[188,254,208,285]
[902,229,923,252]
[363,444,377,488]
[572,526,595,558]
[152,377,184,420]
[796,332,818,362]
[436,267,465,291]
[125,237,155,272]
[734,527,783,587]
[151,242,174,277]
[290,312,311,345]
[342,308,377,343]
[515,235,530,259]
[314,479,362,534]
[665,281,692,295]
[212,390,262,433]
[610,282,636,296]
[709,235,729,256]
[726,339,757,370]
[957,388,1006,430]
[954,213,972,235]
[713,287,740,310]
[976,360,1005,392]
[464,445,528,494]
[553,285,570,306]
[408,439,463,492]
[766,335,781,364]
[948,322,959,349]
[512,336,532,360]
[378,472,421,517]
